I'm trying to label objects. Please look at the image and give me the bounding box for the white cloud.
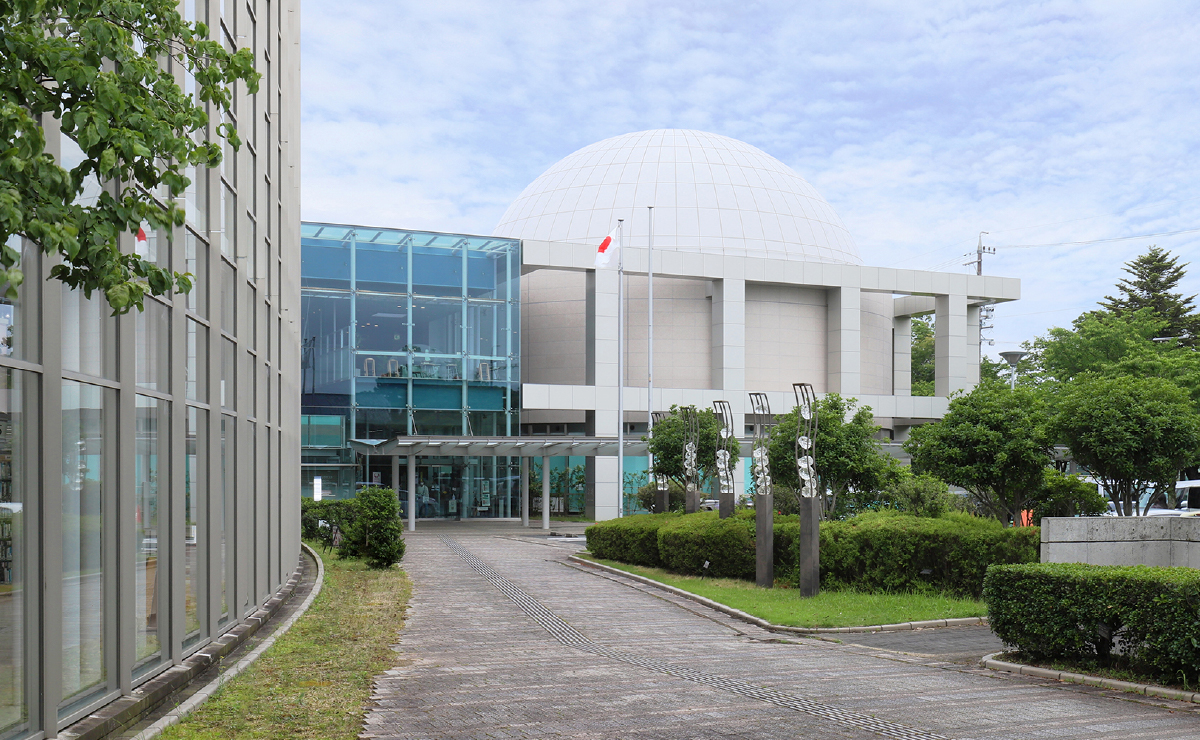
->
[301,0,1200,353]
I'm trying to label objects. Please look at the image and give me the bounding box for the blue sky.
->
[301,1,1200,357]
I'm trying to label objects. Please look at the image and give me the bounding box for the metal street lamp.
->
[998,350,1028,390]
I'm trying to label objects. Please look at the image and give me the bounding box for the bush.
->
[1029,468,1107,525]
[634,479,686,513]
[340,487,405,569]
[818,510,1038,597]
[881,473,960,518]
[985,562,1200,679]
[301,498,360,550]
[585,513,679,567]
[656,511,758,578]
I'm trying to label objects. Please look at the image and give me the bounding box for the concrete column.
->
[826,286,861,395]
[406,454,416,532]
[586,269,621,521]
[541,455,551,530]
[892,315,912,396]
[391,453,400,498]
[520,457,530,526]
[967,304,982,388]
[711,278,746,395]
[935,294,969,397]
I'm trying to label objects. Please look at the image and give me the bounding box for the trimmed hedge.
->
[586,509,1037,596]
[985,562,1200,677]
[585,512,679,567]
[819,510,1039,597]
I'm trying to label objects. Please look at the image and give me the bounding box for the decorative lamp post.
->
[793,383,820,597]
[998,350,1027,390]
[749,392,774,588]
[682,407,700,514]
[712,401,736,519]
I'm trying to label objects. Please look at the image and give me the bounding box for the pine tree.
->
[1098,246,1200,347]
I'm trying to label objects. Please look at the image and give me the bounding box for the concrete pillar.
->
[827,286,861,395]
[406,454,416,532]
[586,269,621,521]
[541,455,551,530]
[893,315,912,396]
[712,278,747,506]
[935,294,969,397]
[391,453,400,500]
[520,457,530,526]
[967,304,981,388]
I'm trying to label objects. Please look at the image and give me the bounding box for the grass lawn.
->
[160,543,412,740]
[579,555,986,629]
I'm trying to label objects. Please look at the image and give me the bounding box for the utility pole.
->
[965,231,994,275]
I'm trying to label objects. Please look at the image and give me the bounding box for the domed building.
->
[497,129,1020,519]
[309,129,1020,523]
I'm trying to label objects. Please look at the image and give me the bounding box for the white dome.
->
[494,129,860,264]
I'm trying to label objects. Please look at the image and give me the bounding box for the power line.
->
[994,226,1200,250]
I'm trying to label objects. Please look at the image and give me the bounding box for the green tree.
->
[880,471,961,518]
[1097,246,1200,347]
[1050,375,1200,516]
[1023,309,1200,405]
[645,405,739,494]
[904,382,1053,524]
[1,0,259,312]
[767,394,902,518]
[911,316,935,396]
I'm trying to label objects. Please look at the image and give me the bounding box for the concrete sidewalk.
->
[363,529,1200,739]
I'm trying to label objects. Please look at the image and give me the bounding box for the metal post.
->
[541,456,551,530]
[647,206,654,514]
[520,457,530,526]
[617,218,625,517]
[713,401,735,519]
[750,392,774,588]
[406,454,416,532]
[798,496,819,597]
[793,383,819,596]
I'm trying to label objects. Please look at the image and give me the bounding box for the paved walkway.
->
[364,526,1200,739]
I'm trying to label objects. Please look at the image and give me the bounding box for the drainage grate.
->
[439,536,952,740]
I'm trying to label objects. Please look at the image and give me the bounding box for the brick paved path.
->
[363,528,1200,739]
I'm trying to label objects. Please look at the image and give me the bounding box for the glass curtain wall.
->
[300,224,520,517]
[0,0,303,731]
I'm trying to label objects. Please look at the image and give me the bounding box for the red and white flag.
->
[136,226,148,245]
[595,227,620,268]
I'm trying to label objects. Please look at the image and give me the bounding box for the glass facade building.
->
[300,223,521,517]
[0,0,302,734]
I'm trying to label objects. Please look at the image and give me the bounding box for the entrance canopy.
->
[349,435,758,458]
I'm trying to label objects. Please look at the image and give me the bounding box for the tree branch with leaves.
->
[1,0,260,312]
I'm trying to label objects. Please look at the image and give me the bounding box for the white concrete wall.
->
[521,269,588,386]
[860,292,894,396]
[744,284,826,393]
[1042,517,1200,568]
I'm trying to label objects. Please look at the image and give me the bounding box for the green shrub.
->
[634,479,686,513]
[340,487,405,569]
[819,510,1038,597]
[881,473,961,518]
[657,511,757,578]
[985,562,1200,679]
[1029,468,1107,525]
[585,513,679,567]
[300,498,359,550]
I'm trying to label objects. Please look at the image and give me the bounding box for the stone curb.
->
[567,554,988,634]
[124,543,327,740]
[980,652,1200,704]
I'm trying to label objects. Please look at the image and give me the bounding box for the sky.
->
[300,0,1200,357]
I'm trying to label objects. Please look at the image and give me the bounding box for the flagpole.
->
[646,206,654,496]
[616,218,625,518]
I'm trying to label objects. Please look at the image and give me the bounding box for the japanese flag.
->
[136,226,148,245]
[595,228,620,268]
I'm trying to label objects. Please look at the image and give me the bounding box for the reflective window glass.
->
[355,242,407,294]
[0,237,40,363]
[222,338,236,409]
[221,260,236,336]
[186,319,207,402]
[299,237,350,290]
[465,301,506,359]
[219,417,232,621]
[134,396,164,667]
[301,292,351,394]
[411,246,461,297]
[184,163,206,230]
[133,224,171,271]
[62,288,117,379]
[61,380,110,703]
[136,299,171,391]
[0,368,33,735]
[184,407,204,641]
[355,293,408,352]
[185,230,208,317]
[220,183,235,258]
[411,297,462,357]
